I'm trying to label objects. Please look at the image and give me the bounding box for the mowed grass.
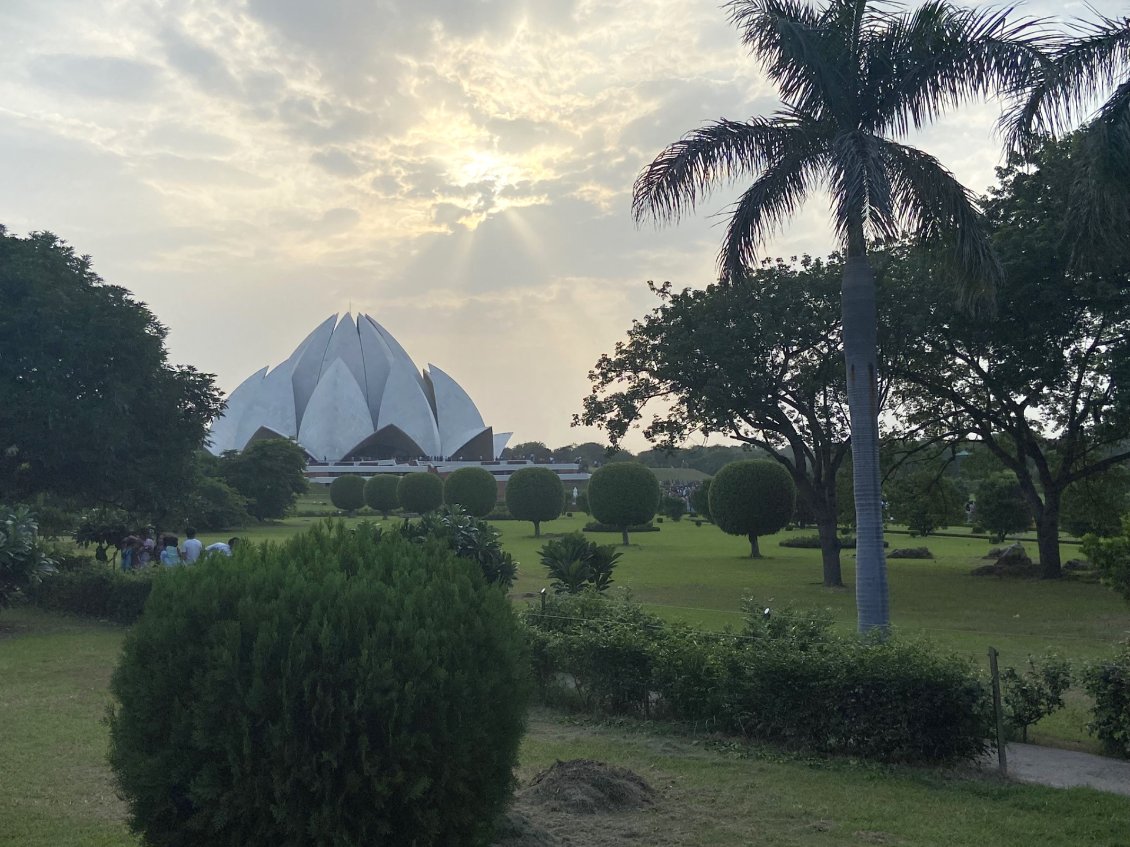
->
[2,606,1128,847]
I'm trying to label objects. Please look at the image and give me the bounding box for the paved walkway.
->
[985,743,1130,796]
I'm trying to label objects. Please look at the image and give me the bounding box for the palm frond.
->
[879,139,1001,306]
[718,153,825,282]
[632,114,820,224]
[828,130,896,247]
[1004,12,1130,147]
[869,2,1049,137]
[1065,106,1130,262]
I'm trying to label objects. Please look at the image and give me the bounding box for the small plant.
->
[538,532,622,594]
[401,507,517,589]
[741,597,836,650]
[1082,641,1130,757]
[0,505,57,611]
[1000,654,1073,742]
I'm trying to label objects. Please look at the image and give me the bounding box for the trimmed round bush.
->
[329,474,366,512]
[505,466,565,537]
[397,472,444,514]
[363,474,400,517]
[710,460,796,557]
[108,522,530,846]
[587,463,660,545]
[443,466,498,517]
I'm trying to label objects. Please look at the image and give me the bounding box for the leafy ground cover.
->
[2,606,1127,847]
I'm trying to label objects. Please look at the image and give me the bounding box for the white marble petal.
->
[357,315,392,425]
[376,364,442,457]
[426,364,486,457]
[297,358,373,462]
[290,313,338,431]
[207,366,267,454]
[493,432,513,460]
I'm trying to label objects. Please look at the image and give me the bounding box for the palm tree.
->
[1004,12,1130,257]
[632,0,1042,632]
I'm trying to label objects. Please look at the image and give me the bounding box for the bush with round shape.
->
[443,466,498,518]
[397,472,444,515]
[709,460,796,558]
[505,467,565,537]
[587,463,660,546]
[363,474,400,518]
[108,522,530,847]
[329,475,366,513]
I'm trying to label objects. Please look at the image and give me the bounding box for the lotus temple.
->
[208,312,510,462]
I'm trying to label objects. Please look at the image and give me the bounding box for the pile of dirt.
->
[522,759,656,815]
[971,543,1042,578]
[888,547,932,559]
[492,809,564,847]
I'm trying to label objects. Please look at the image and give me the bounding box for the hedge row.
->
[523,593,990,763]
[27,565,156,624]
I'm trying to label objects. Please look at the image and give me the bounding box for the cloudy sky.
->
[1,0,1119,451]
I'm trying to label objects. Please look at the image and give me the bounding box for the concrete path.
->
[987,743,1130,796]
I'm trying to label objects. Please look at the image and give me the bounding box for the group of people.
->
[119,527,238,571]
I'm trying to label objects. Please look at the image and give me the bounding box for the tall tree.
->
[579,256,884,587]
[219,439,309,521]
[890,135,1130,576]
[0,228,223,515]
[631,0,1040,631]
[1005,12,1130,258]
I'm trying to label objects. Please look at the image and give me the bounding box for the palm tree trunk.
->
[841,255,890,632]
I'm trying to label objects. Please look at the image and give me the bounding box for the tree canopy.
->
[710,460,797,558]
[0,229,223,515]
[218,439,309,521]
[586,463,660,546]
[504,466,564,537]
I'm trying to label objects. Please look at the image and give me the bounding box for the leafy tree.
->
[538,532,621,594]
[630,0,1040,629]
[0,504,56,612]
[1061,465,1130,538]
[891,136,1130,576]
[219,438,309,521]
[443,467,498,518]
[0,229,223,514]
[886,470,965,536]
[329,475,366,513]
[504,466,565,537]
[397,472,443,515]
[179,475,250,531]
[587,463,659,546]
[1082,516,1130,602]
[974,472,1031,543]
[502,441,553,462]
[690,479,712,521]
[364,474,400,518]
[579,256,887,587]
[709,460,796,558]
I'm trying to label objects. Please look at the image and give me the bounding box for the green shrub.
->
[363,474,400,517]
[1082,516,1130,601]
[27,565,155,624]
[660,494,687,521]
[329,475,366,513]
[582,521,660,533]
[504,467,565,537]
[690,479,711,521]
[0,504,57,611]
[709,460,796,557]
[444,466,499,518]
[538,532,621,594]
[576,490,589,514]
[779,534,857,549]
[1000,654,1073,742]
[400,508,517,589]
[109,522,530,846]
[1083,641,1130,757]
[587,463,660,545]
[397,472,444,514]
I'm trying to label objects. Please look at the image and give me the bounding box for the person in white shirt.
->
[181,527,204,563]
[204,537,239,558]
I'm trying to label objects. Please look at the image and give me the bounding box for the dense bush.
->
[659,494,687,521]
[1061,467,1130,538]
[363,474,400,517]
[690,479,711,521]
[28,565,155,624]
[1083,641,1130,757]
[1000,654,1073,742]
[109,522,530,846]
[329,475,366,513]
[586,463,660,545]
[524,594,989,763]
[0,504,57,611]
[400,508,517,589]
[538,533,621,594]
[443,466,499,518]
[504,467,564,537]
[709,460,796,557]
[886,470,965,536]
[974,473,1031,542]
[1082,516,1130,601]
[779,534,857,549]
[397,472,444,514]
[583,521,660,533]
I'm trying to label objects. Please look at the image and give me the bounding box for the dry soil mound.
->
[492,809,564,847]
[523,759,656,814]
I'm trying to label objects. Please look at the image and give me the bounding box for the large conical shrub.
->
[108,521,529,847]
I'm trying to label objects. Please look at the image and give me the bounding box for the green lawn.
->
[2,606,1127,847]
